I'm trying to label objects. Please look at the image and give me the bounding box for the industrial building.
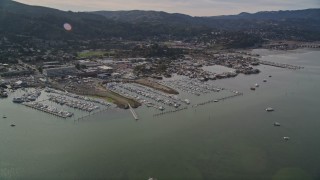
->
[43,66,78,77]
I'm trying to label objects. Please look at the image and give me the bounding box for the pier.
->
[194,92,243,107]
[259,60,303,70]
[153,107,188,117]
[23,102,73,118]
[128,103,139,120]
[76,108,110,121]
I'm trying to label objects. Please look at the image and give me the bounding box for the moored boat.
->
[283,137,290,141]
[12,97,24,103]
[266,107,274,112]
[273,122,281,126]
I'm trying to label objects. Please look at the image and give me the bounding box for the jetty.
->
[153,107,188,117]
[259,60,303,70]
[76,108,110,121]
[194,92,243,107]
[128,103,139,120]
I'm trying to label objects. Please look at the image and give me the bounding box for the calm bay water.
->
[1,49,320,180]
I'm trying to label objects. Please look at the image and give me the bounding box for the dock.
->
[259,60,303,70]
[128,103,139,120]
[23,103,72,118]
[153,107,188,117]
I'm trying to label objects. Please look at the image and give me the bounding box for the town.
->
[1,37,315,115]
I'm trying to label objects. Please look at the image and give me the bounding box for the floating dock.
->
[128,103,139,120]
[23,103,73,118]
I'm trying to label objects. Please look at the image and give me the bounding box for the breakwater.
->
[259,60,303,70]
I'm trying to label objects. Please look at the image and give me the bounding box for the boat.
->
[273,122,281,126]
[27,96,37,101]
[184,99,190,105]
[174,103,179,108]
[10,124,16,127]
[255,83,260,87]
[3,115,7,119]
[263,79,267,82]
[214,100,219,102]
[0,92,8,98]
[266,107,274,112]
[250,87,256,91]
[159,106,165,111]
[283,137,290,141]
[12,97,24,103]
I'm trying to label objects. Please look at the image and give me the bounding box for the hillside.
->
[94,9,320,31]
[0,0,319,41]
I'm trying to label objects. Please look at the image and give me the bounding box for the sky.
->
[15,0,320,16]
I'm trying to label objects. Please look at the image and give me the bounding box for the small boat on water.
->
[214,100,219,102]
[283,137,290,141]
[159,106,165,111]
[10,124,16,127]
[266,107,274,112]
[184,99,190,105]
[274,122,281,126]
[0,91,8,98]
[12,97,24,103]
[263,79,267,82]
[3,115,7,119]
[255,83,260,87]
[250,87,256,91]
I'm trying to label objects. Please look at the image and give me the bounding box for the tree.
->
[75,63,81,70]
[38,66,43,73]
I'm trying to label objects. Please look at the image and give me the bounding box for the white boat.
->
[255,83,260,87]
[283,137,290,141]
[184,99,190,105]
[12,97,24,103]
[159,106,165,111]
[0,91,8,98]
[266,107,274,112]
[274,122,281,126]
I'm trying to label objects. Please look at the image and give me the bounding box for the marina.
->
[45,88,112,107]
[107,82,185,110]
[23,102,74,118]
[48,94,100,112]
[12,89,42,103]
[159,79,222,96]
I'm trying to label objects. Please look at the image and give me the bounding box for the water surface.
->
[1,49,320,180]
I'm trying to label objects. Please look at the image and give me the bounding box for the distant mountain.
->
[0,0,138,40]
[93,10,191,23]
[93,9,320,22]
[212,9,320,20]
[93,9,320,31]
[0,0,319,42]
[0,0,212,40]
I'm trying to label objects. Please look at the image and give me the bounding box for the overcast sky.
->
[15,0,320,16]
